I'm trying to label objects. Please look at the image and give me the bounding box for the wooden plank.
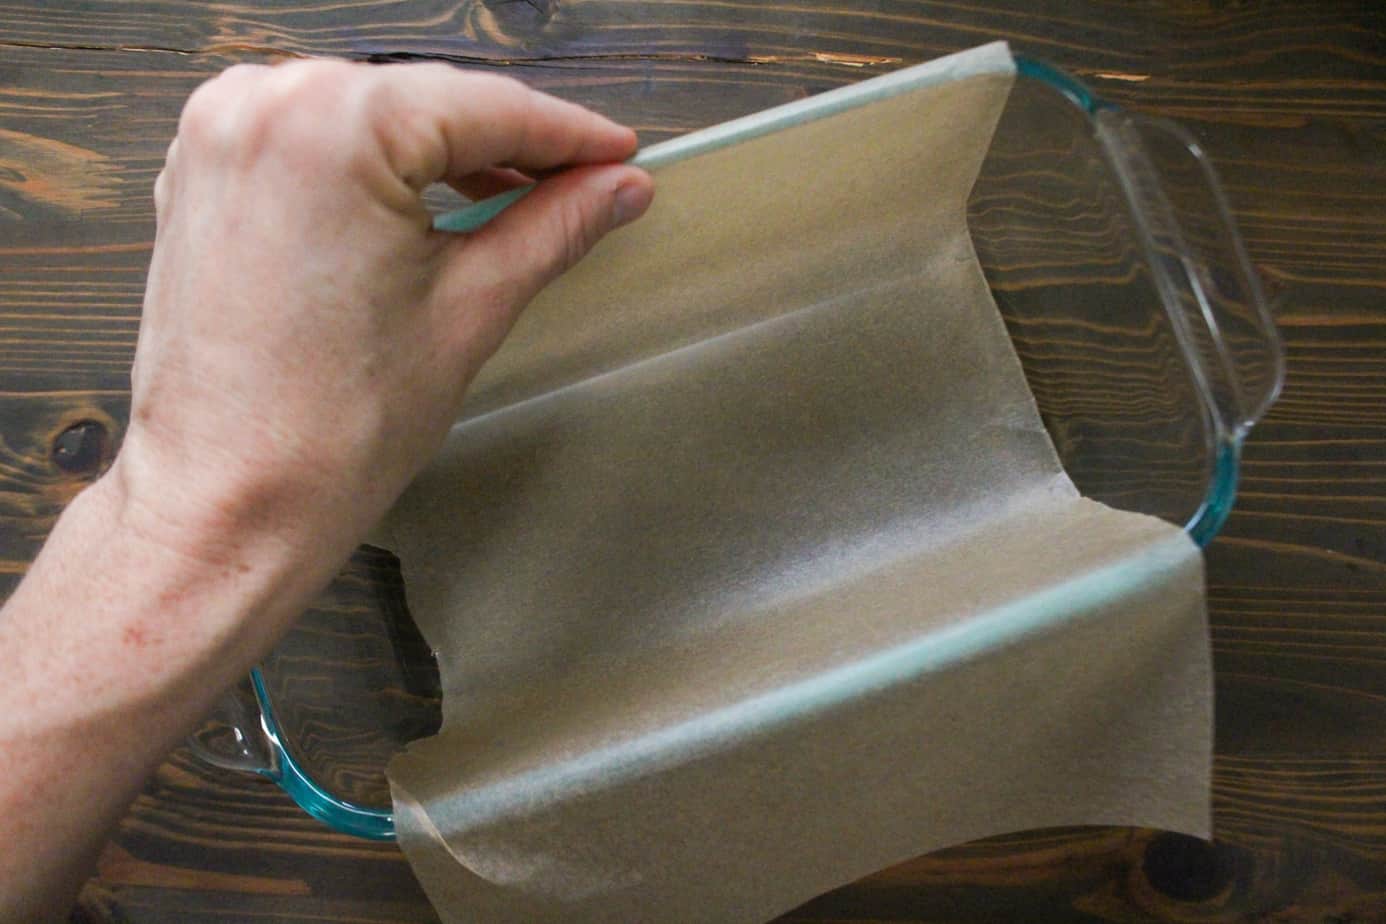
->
[0,0,1156,70]
[81,751,1386,921]
[1,1,1382,121]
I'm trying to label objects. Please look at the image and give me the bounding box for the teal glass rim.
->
[249,668,396,840]
[1016,57,1103,114]
[212,53,1283,841]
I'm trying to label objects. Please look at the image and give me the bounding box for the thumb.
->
[453,163,653,314]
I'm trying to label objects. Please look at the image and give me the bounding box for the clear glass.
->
[189,59,1285,839]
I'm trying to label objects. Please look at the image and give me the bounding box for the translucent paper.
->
[374,43,1211,923]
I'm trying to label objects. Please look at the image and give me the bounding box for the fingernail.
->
[612,180,653,228]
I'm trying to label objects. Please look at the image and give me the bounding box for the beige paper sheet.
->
[376,43,1211,923]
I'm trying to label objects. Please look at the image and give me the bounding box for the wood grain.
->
[1,1,1383,922]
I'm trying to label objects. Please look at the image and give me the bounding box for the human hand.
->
[5,60,655,919]
[112,59,652,618]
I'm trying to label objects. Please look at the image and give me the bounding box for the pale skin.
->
[0,59,654,922]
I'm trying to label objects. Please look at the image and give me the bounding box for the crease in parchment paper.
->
[375,41,1212,924]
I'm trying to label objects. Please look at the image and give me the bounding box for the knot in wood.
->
[51,419,110,476]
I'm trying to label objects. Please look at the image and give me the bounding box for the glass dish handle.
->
[187,672,277,775]
[1094,107,1285,441]
[188,669,398,839]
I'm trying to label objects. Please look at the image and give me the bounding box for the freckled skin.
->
[0,58,653,922]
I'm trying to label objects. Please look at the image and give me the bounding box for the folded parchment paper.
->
[375,42,1211,923]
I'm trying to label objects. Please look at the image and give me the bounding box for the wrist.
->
[13,457,348,720]
[107,424,389,580]
[105,434,325,568]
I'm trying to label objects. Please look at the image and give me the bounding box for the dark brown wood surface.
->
[2,1,1384,921]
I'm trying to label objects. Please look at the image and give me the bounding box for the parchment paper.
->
[375,42,1212,924]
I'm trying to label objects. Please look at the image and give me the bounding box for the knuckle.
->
[178,85,231,147]
[353,73,403,141]
[153,137,178,210]
[153,168,171,211]
[180,60,368,167]
[350,75,424,183]
[178,65,263,148]
[262,59,356,109]
[246,61,363,168]
[249,65,331,129]
[355,72,439,188]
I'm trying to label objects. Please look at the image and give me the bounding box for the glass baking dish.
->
[188,57,1284,840]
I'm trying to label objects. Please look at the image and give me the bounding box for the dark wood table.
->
[3,2,1384,921]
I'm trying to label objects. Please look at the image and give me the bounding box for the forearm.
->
[0,465,346,922]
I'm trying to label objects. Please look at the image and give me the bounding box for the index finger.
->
[367,64,638,190]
